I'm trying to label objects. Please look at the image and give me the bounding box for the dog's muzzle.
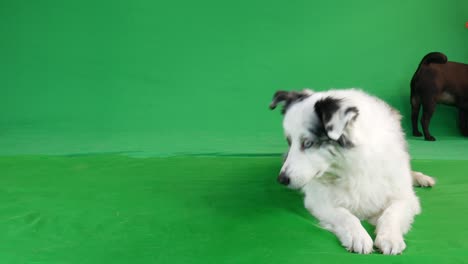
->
[277,171,290,185]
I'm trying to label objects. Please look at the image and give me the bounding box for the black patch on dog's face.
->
[314,97,342,124]
[308,124,326,138]
[313,97,357,149]
[308,125,354,149]
[269,90,310,114]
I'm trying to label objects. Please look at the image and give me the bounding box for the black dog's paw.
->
[424,136,436,141]
[413,131,423,137]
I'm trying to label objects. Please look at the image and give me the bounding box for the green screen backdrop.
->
[1,0,468,156]
[1,0,468,263]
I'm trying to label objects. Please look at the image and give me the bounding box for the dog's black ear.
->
[269,91,290,110]
[315,97,358,142]
[270,90,312,114]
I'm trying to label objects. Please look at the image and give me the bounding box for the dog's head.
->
[270,90,359,189]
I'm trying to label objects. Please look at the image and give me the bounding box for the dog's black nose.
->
[277,172,290,185]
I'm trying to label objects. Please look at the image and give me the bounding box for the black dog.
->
[411,52,468,141]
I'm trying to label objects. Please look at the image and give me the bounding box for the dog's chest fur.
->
[311,170,394,219]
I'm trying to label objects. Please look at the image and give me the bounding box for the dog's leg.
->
[411,96,422,137]
[421,98,437,141]
[411,171,435,187]
[458,109,468,137]
[374,198,420,255]
[305,198,373,254]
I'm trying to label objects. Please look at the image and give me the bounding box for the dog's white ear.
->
[314,97,358,141]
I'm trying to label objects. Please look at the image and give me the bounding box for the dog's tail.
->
[411,171,436,187]
[410,52,447,91]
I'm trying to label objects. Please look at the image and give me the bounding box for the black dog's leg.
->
[421,98,436,141]
[411,96,422,137]
[458,109,468,137]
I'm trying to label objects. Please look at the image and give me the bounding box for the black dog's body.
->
[411,52,468,141]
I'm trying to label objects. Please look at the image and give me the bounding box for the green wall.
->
[1,0,467,156]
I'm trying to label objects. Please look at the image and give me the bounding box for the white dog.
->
[269,88,435,255]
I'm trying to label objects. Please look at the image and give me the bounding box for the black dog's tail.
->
[410,52,447,91]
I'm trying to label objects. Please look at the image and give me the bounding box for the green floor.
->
[1,155,467,263]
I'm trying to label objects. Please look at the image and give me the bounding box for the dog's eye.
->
[302,139,313,149]
[286,137,291,146]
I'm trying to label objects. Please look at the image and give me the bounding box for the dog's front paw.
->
[340,228,373,254]
[413,171,436,187]
[375,233,406,255]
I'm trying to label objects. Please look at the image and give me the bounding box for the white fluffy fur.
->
[280,88,435,255]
